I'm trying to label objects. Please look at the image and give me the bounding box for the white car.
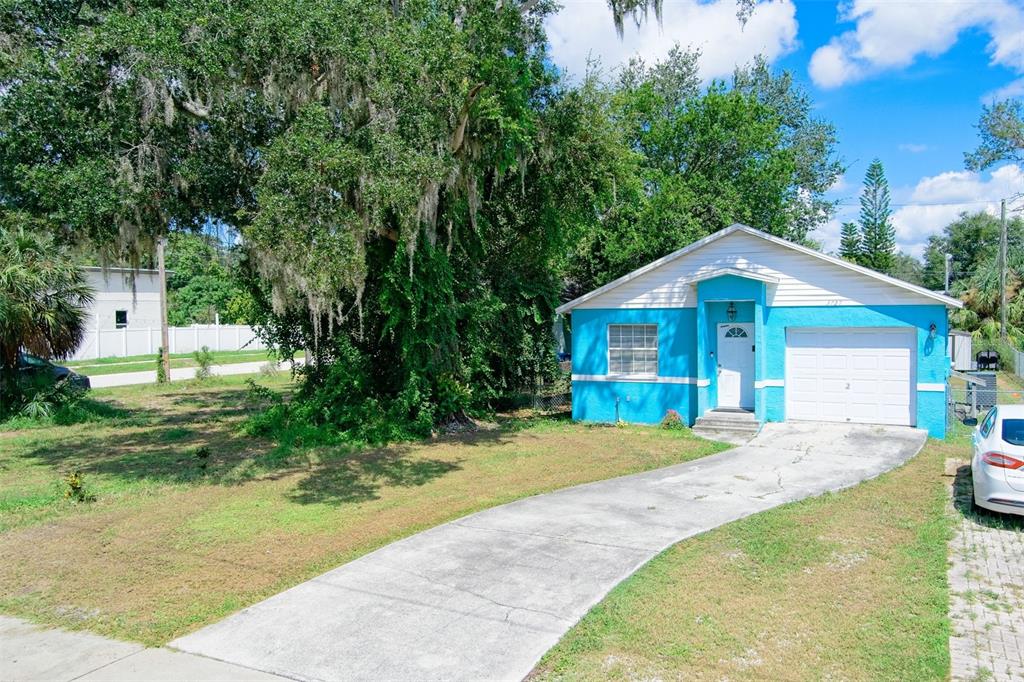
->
[971,404,1024,516]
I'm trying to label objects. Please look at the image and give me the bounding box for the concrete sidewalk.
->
[89,358,304,389]
[0,616,288,682]
[169,422,927,682]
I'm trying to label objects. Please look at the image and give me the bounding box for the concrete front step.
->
[694,421,759,432]
[694,417,759,430]
[697,409,757,422]
[692,411,760,445]
[691,426,759,445]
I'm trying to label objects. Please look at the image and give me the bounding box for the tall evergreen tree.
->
[858,159,896,273]
[838,221,862,263]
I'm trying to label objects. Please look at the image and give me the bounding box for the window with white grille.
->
[608,324,658,376]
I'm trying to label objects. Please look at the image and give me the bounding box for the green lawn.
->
[532,428,965,680]
[63,349,299,376]
[0,376,726,645]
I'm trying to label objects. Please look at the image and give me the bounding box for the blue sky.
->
[545,0,1024,256]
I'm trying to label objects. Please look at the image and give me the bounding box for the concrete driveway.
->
[88,358,303,389]
[169,422,926,682]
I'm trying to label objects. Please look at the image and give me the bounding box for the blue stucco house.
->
[556,224,962,439]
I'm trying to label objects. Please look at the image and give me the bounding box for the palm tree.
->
[950,251,1024,349]
[0,217,94,395]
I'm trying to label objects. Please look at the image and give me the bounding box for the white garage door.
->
[785,328,916,426]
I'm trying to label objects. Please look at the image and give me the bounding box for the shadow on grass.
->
[952,465,1024,531]
[8,382,576,506]
[287,448,462,505]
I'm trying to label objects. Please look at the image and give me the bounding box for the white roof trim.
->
[686,267,779,285]
[556,224,962,313]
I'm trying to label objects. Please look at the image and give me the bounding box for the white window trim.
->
[607,323,659,378]
[573,374,694,384]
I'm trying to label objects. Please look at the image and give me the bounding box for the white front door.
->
[717,323,754,409]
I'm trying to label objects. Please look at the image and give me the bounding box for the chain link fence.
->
[508,369,571,413]
[948,379,1024,423]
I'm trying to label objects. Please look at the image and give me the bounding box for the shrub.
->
[240,362,437,451]
[193,345,214,380]
[436,372,475,419]
[155,347,167,383]
[61,471,94,502]
[660,409,685,430]
[244,378,281,409]
[193,445,211,470]
[6,374,88,423]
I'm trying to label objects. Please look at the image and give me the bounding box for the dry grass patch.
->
[0,376,725,645]
[533,434,960,681]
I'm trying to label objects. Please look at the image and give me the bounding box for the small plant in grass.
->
[19,389,56,420]
[660,409,685,431]
[193,346,214,380]
[244,378,281,410]
[155,347,167,383]
[61,471,94,502]
[193,445,211,470]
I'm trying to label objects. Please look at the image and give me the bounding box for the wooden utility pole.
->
[157,236,171,381]
[1000,199,1008,341]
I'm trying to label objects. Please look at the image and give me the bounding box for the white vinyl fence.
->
[71,324,266,361]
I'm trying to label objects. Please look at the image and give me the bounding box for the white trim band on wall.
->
[917,383,946,392]
[696,378,711,388]
[754,379,784,389]
[571,374,698,385]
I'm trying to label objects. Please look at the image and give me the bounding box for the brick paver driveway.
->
[950,469,1024,681]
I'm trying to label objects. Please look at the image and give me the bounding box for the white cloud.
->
[982,77,1024,103]
[898,143,929,154]
[817,217,845,255]
[828,173,849,193]
[891,164,1024,257]
[546,0,798,82]
[809,0,1024,89]
[816,164,1022,258]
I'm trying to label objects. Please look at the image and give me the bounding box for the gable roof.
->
[686,266,780,285]
[556,224,962,314]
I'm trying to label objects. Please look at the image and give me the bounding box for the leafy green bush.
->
[193,445,211,470]
[61,471,94,502]
[193,345,214,380]
[240,358,438,452]
[3,374,86,422]
[3,396,127,430]
[244,378,281,409]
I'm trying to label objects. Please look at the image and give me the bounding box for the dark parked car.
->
[17,352,91,391]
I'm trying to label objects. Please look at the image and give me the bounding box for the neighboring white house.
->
[71,266,266,361]
[83,266,163,330]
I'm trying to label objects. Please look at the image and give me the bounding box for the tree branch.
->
[176,97,211,119]
[450,82,484,154]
